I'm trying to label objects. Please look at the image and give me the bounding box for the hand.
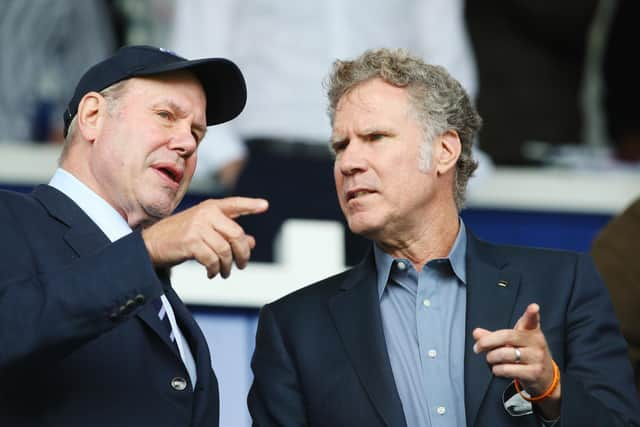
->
[473,303,561,417]
[142,197,268,279]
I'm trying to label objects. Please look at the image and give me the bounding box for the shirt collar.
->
[374,219,468,300]
[49,168,132,243]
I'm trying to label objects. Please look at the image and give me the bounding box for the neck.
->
[376,200,460,271]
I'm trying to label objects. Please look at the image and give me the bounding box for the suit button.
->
[119,300,135,315]
[171,377,188,391]
[134,294,145,304]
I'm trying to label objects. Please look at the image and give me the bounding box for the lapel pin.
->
[497,280,509,287]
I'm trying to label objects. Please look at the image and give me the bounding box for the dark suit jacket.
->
[248,230,640,426]
[0,185,219,427]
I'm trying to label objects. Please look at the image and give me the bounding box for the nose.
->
[167,128,197,158]
[336,140,368,176]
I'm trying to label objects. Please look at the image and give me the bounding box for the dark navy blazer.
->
[0,185,219,426]
[248,229,640,426]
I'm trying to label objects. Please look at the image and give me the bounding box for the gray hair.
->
[59,80,129,164]
[325,48,482,209]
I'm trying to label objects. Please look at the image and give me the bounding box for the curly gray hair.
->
[326,48,482,209]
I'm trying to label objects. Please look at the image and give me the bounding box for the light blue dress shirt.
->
[374,221,468,427]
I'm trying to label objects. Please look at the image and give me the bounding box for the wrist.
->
[514,359,560,402]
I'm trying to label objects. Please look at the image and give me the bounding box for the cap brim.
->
[134,57,247,126]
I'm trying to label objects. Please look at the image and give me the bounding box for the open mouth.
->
[154,165,183,185]
[346,189,374,202]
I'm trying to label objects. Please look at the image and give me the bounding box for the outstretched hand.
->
[142,197,268,279]
[472,303,561,418]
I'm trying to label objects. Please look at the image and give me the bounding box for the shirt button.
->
[422,298,431,307]
[396,261,406,271]
[436,406,446,415]
[171,377,188,391]
[428,349,437,358]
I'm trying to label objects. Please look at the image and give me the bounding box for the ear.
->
[75,92,106,143]
[434,130,461,176]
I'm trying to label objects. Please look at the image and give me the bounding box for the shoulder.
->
[269,267,356,309]
[0,188,42,219]
[470,233,586,270]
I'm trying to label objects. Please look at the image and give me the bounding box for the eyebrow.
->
[330,126,394,143]
[330,133,347,144]
[359,126,394,136]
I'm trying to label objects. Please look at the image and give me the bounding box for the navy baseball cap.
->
[63,45,247,137]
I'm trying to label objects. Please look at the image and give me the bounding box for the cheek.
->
[333,169,345,200]
[184,155,197,180]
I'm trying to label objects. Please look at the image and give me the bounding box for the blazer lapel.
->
[464,232,521,427]
[328,254,407,427]
[34,185,179,357]
[136,270,182,356]
[33,185,111,255]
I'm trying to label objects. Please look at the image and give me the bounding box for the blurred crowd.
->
[1,0,636,166]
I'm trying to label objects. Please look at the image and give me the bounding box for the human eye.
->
[156,110,173,120]
[331,139,348,155]
[366,132,386,142]
[192,131,203,145]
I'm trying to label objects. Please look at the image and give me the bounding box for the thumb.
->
[215,197,269,218]
[515,303,540,331]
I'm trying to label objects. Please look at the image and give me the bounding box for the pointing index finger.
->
[216,197,269,218]
[515,303,540,331]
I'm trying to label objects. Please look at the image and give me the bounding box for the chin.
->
[346,216,380,238]
[142,198,176,221]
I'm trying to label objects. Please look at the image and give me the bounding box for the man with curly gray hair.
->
[326,48,481,210]
[248,49,639,427]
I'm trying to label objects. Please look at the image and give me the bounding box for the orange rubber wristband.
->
[514,359,560,402]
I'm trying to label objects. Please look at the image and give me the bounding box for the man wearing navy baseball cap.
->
[0,45,268,426]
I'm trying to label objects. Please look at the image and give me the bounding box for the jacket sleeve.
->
[557,253,640,426]
[248,303,309,426]
[0,202,163,375]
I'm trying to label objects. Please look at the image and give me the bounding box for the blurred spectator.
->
[114,0,175,47]
[603,0,640,163]
[592,197,640,393]
[171,0,490,264]
[0,0,115,144]
[466,0,599,165]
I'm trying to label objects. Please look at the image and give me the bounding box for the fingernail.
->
[473,343,479,354]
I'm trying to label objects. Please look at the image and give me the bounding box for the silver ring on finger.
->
[514,348,521,364]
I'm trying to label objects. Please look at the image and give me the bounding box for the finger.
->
[193,231,232,279]
[210,218,252,267]
[229,235,252,269]
[205,233,234,279]
[473,327,491,341]
[486,346,524,366]
[474,329,520,353]
[515,303,540,331]
[191,243,220,279]
[472,328,491,353]
[490,363,540,382]
[247,234,256,250]
[214,197,269,218]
